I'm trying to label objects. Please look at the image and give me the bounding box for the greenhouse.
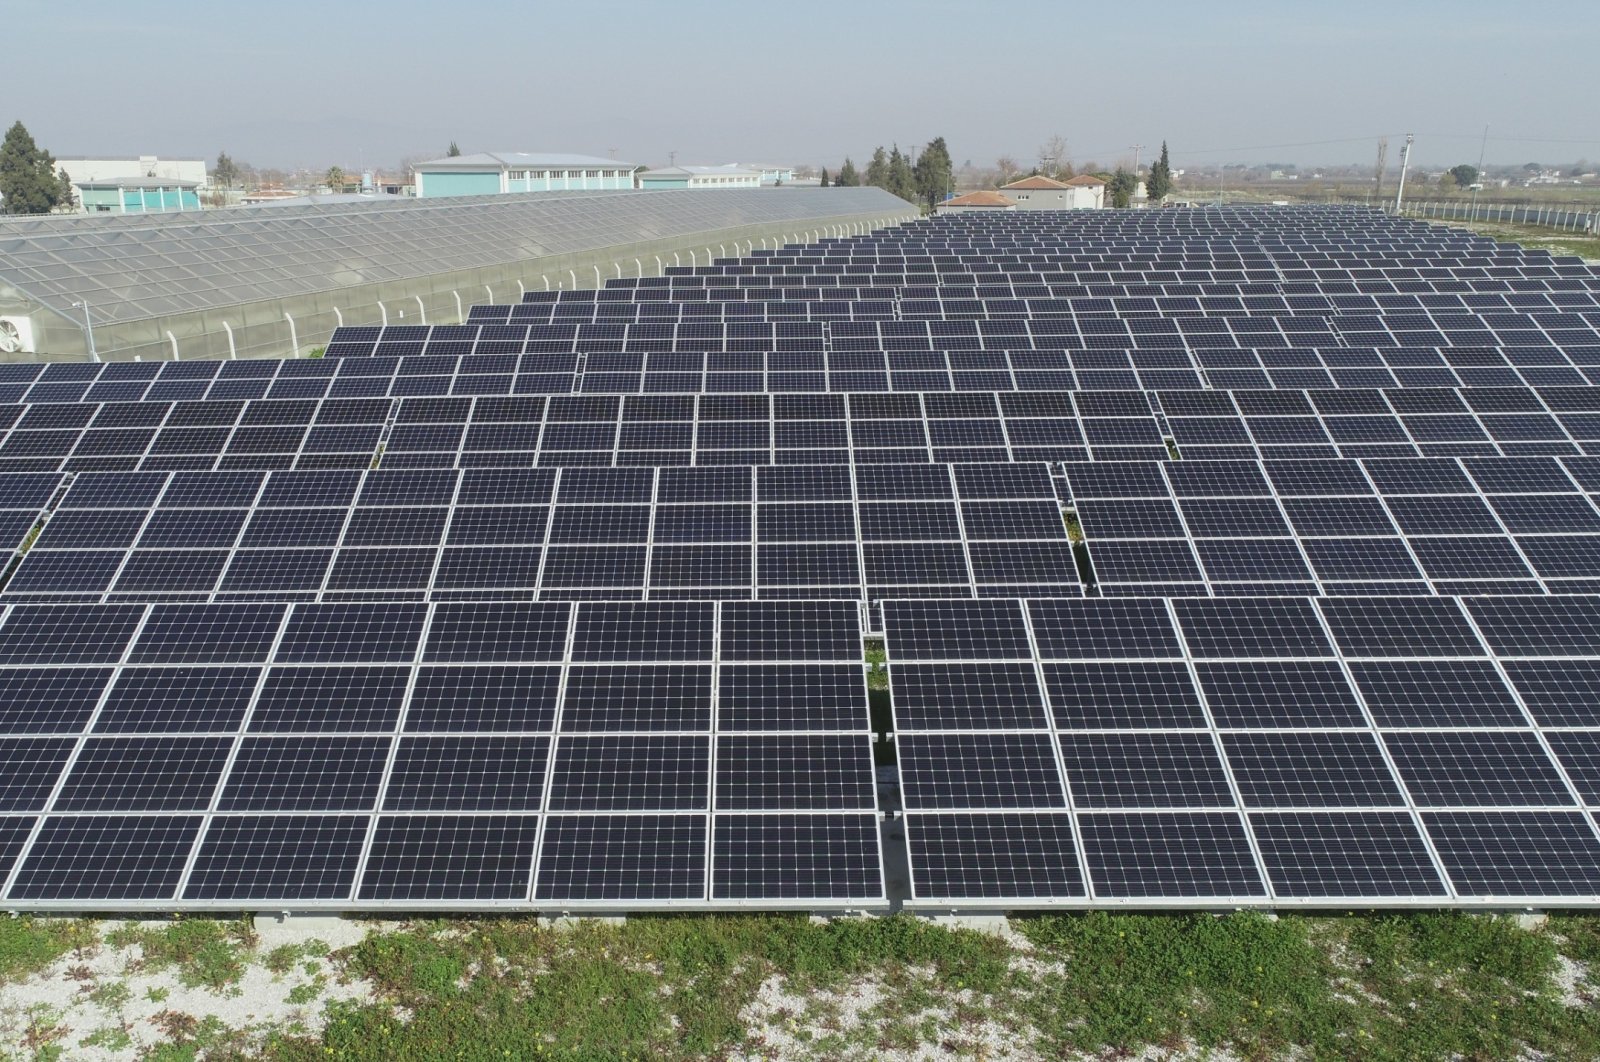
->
[0,187,914,362]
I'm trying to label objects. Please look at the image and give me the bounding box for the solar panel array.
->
[886,596,1600,904]
[2,205,1600,909]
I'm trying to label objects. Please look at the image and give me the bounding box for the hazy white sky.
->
[11,0,1599,173]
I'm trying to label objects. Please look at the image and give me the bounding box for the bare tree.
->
[995,156,1021,186]
[1037,134,1071,178]
[396,154,432,184]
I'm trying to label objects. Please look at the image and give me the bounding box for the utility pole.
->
[669,151,676,167]
[1129,144,1145,173]
[1393,133,1414,215]
[71,300,98,363]
[1374,138,1388,203]
[1470,124,1489,220]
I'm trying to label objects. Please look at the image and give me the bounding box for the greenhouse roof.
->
[0,187,906,326]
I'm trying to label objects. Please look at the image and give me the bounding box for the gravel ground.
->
[0,919,378,1060]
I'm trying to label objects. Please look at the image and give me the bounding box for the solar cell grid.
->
[11,208,1600,909]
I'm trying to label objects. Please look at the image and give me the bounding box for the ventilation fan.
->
[0,317,34,355]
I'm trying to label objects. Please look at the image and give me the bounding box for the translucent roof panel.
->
[0,187,911,325]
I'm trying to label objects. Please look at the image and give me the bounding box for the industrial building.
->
[413,153,636,197]
[638,165,763,190]
[0,187,916,361]
[75,177,201,215]
[54,156,209,214]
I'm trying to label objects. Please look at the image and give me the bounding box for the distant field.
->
[1230,179,1600,210]
[5,911,1600,1060]
[1419,217,1600,263]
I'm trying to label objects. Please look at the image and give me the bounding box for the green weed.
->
[0,918,96,984]
[87,979,131,1010]
[108,918,255,990]
[252,912,1600,1061]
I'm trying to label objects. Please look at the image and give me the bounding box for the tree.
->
[1107,168,1137,208]
[214,151,240,189]
[447,141,462,157]
[887,144,916,204]
[864,146,889,190]
[326,166,346,191]
[1439,172,1458,192]
[836,157,860,186]
[819,169,830,187]
[1038,134,1070,177]
[995,156,1020,186]
[1146,141,1174,202]
[0,121,73,215]
[912,135,955,212]
[55,169,77,212]
[1448,164,1479,188]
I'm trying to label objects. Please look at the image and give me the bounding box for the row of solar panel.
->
[449,303,1600,329]
[12,390,1600,475]
[0,598,880,906]
[0,813,886,906]
[882,595,1600,902]
[30,363,1600,406]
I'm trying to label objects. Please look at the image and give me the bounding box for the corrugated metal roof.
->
[415,152,635,170]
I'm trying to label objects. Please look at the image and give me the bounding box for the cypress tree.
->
[1147,141,1173,202]
[819,169,830,187]
[913,136,955,211]
[887,145,916,204]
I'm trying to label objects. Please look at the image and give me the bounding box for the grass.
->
[0,917,96,984]
[105,917,258,991]
[241,911,1600,1061]
[1426,217,1600,262]
[5,912,1600,1058]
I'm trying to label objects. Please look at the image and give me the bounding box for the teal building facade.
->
[415,153,637,198]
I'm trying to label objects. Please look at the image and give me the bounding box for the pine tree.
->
[819,169,830,187]
[837,157,860,186]
[1146,141,1173,202]
[887,145,916,204]
[0,122,72,215]
[864,147,889,189]
[913,136,955,211]
[447,141,462,157]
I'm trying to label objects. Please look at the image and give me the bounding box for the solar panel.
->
[7,206,1600,910]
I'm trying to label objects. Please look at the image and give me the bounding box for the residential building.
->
[413,153,636,198]
[937,190,1017,214]
[999,174,1104,209]
[638,165,763,190]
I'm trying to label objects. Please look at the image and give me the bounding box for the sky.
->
[9,0,1600,175]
